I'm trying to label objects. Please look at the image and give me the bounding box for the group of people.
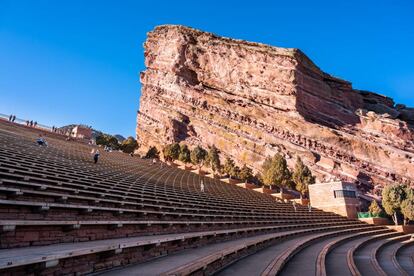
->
[51,126,60,133]
[26,120,38,127]
[8,115,16,122]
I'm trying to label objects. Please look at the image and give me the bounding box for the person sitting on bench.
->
[36,135,48,146]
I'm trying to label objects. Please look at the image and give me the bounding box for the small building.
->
[71,125,92,140]
[309,181,360,219]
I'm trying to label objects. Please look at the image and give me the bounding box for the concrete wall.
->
[309,181,360,219]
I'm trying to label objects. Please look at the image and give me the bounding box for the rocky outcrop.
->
[137,25,414,192]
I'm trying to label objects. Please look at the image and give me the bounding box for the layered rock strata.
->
[137,25,414,191]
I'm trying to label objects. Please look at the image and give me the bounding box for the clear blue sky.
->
[1,1,413,137]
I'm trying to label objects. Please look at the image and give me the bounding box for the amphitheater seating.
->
[0,119,412,275]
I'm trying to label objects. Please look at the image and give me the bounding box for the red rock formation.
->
[137,25,414,191]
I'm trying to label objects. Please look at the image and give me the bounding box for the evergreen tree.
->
[368,200,383,217]
[145,146,159,159]
[382,184,407,225]
[239,164,253,182]
[190,145,207,167]
[261,153,292,190]
[292,157,315,198]
[401,186,414,225]
[96,134,120,150]
[207,145,221,173]
[120,137,138,153]
[223,157,238,179]
[163,143,180,161]
[178,144,191,163]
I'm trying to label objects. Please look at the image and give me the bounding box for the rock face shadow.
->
[295,87,362,128]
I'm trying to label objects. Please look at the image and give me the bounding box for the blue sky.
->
[0,1,413,137]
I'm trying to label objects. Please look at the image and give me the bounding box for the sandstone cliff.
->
[137,25,414,192]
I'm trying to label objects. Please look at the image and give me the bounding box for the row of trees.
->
[145,143,413,225]
[162,144,255,182]
[96,134,138,154]
[261,154,315,198]
[147,143,316,198]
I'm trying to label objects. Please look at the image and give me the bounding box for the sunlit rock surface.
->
[137,25,414,192]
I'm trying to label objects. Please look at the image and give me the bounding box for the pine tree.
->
[401,199,414,225]
[261,153,292,191]
[223,157,238,179]
[292,157,315,198]
[382,184,407,225]
[163,143,180,161]
[207,145,221,173]
[368,200,383,217]
[401,186,414,225]
[120,137,138,153]
[178,144,191,163]
[190,146,207,167]
[239,164,253,182]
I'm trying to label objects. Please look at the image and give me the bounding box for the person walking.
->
[93,150,100,164]
[12,115,16,122]
[34,121,38,128]
[30,120,33,127]
[8,115,12,121]
[292,201,297,212]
